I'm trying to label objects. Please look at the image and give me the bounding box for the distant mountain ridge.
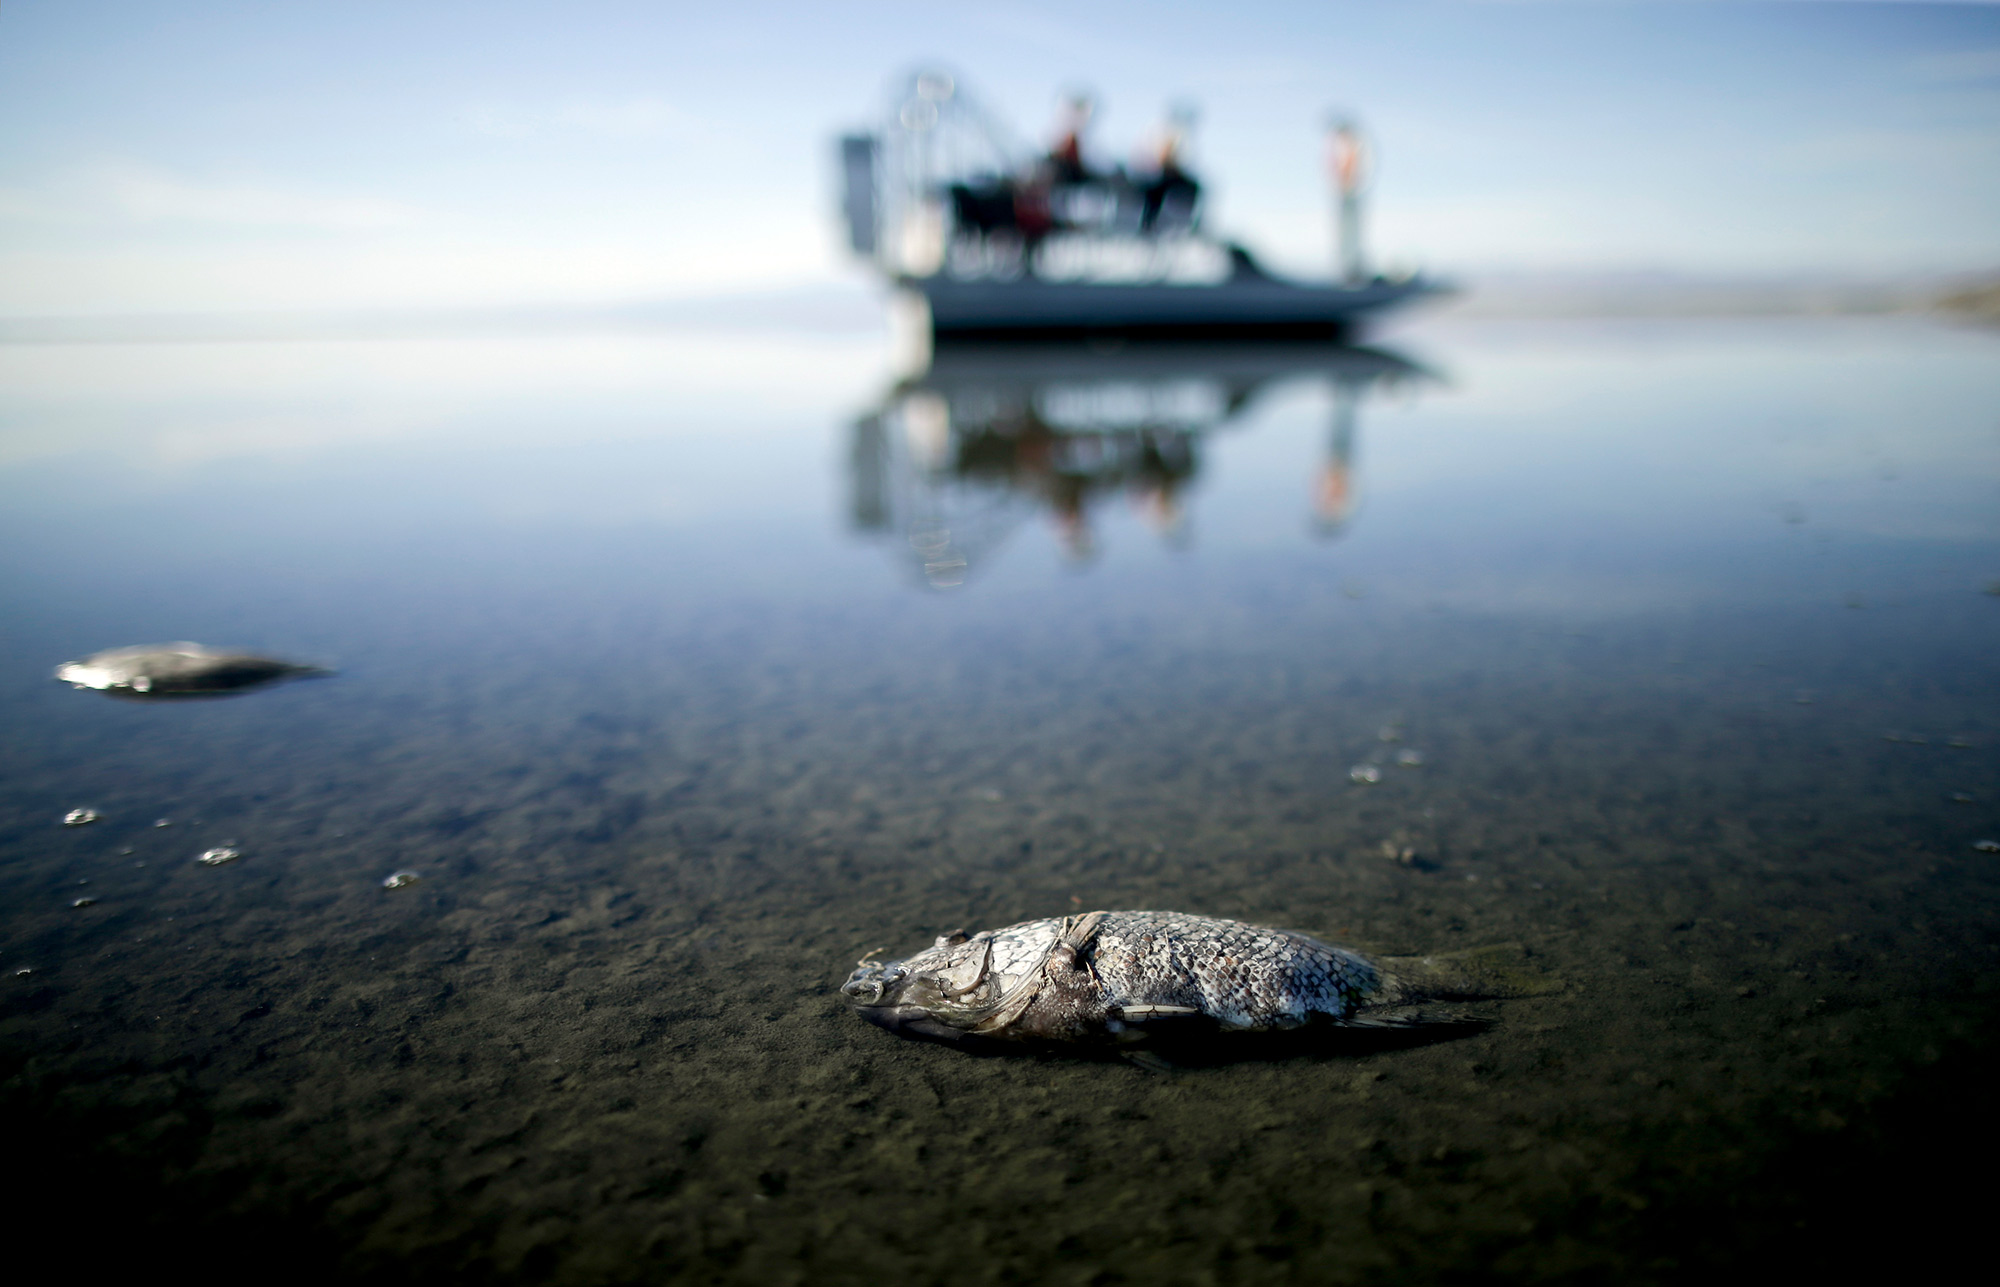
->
[1437,270,2000,320]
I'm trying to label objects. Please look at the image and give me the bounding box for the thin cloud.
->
[100,167,422,230]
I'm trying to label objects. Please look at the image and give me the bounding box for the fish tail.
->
[1371,943,1559,1004]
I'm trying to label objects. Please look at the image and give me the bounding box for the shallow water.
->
[2,315,1997,1284]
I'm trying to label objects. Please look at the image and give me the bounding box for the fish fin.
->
[939,935,994,999]
[901,1018,974,1044]
[1345,1006,1491,1031]
[1122,1050,1179,1074]
[1374,943,1559,1004]
[1115,1004,1202,1020]
[1051,910,1109,970]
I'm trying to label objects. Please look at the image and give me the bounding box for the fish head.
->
[53,643,206,693]
[53,659,119,690]
[839,932,1003,1040]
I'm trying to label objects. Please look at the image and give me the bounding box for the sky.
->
[0,1,1996,316]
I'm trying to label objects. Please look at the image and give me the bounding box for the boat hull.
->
[912,274,1443,338]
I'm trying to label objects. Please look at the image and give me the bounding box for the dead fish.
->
[841,910,1547,1066]
[53,642,329,699]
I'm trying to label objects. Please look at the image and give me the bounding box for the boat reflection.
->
[848,341,1431,588]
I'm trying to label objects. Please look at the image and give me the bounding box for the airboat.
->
[837,71,1446,338]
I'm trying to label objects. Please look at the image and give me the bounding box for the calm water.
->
[2,315,1997,1283]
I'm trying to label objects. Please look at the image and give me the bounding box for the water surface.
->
[2,315,1997,1283]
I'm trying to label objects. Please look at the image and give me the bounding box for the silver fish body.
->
[54,642,327,699]
[840,910,1527,1057]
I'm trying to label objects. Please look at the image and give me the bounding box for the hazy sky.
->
[1,1,1995,315]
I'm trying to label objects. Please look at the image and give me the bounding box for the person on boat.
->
[1046,93,1096,184]
[1010,180,1056,263]
[1139,105,1201,234]
[992,92,1096,272]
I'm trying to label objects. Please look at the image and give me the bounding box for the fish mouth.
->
[840,961,905,1006]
